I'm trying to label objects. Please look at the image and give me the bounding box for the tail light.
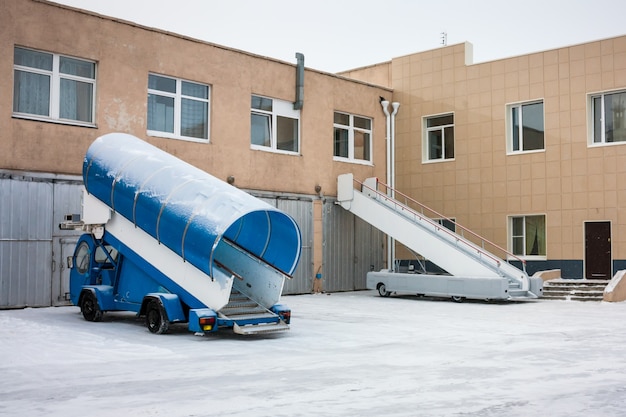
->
[199,316,216,331]
[279,311,291,324]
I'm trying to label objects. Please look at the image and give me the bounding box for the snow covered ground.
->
[1,291,626,417]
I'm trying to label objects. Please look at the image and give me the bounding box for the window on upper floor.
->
[147,74,210,142]
[506,101,544,153]
[333,111,372,163]
[590,90,626,145]
[13,46,96,125]
[423,113,454,162]
[509,214,546,259]
[251,95,300,154]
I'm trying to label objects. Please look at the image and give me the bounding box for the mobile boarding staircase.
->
[337,174,542,301]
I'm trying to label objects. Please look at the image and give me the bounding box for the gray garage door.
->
[322,199,385,292]
[0,173,83,308]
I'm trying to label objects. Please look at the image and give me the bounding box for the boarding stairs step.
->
[505,278,541,300]
[542,279,609,301]
[507,289,540,300]
[219,288,286,332]
[233,320,290,335]
[220,306,270,316]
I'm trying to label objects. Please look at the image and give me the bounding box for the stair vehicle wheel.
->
[81,291,103,322]
[377,283,391,297]
[146,300,169,334]
[451,295,465,303]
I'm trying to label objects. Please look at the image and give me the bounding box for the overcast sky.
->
[51,0,626,73]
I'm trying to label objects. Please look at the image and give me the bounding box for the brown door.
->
[584,221,612,279]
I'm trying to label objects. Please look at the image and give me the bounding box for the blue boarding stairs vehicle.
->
[61,133,302,336]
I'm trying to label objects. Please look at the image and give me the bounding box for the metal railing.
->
[356,177,527,273]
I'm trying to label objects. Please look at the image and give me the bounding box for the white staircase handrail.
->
[357,176,528,274]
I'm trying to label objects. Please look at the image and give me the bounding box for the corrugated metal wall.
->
[322,199,385,292]
[353,215,385,288]
[0,176,54,307]
[255,195,313,295]
[0,173,83,308]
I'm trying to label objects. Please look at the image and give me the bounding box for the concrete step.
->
[545,279,610,287]
[543,279,609,301]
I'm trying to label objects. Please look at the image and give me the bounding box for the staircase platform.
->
[542,279,609,301]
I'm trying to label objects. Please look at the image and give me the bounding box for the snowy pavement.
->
[1,291,626,417]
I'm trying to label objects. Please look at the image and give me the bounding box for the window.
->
[74,242,90,274]
[95,245,118,265]
[590,90,626,145]
[251,95,300,153]
[509,215,546,258]
[147,74,210,141]
[423,113,454,162]
[435,218,456,232]
[13,46,96,124]
[333,112,372,163]
[507,101,544,153]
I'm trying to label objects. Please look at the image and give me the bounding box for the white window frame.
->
[333,111,373,165]
[506,100,545,154]
[588,89,626,146]
[13,46,96,126]
[250,95,300,155]
[147,73,211,143]
[422,113,455,163]
[508,214,547,260]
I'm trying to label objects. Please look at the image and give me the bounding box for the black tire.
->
[146,300,169,334]
[451,295,465,303]
[81,291,103,322]
[377,283,391,297]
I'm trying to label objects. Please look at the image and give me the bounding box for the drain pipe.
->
[294,52,304,110]
[390,102,400,197]
[390,102,400,268]
[380,99,401,271]
[380,99,392,270]
[380,100,391,195]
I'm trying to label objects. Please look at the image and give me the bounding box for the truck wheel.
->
[451,295,465,303]
[377,283,391,297]
[81,291,103,322]
[146,300,169,334]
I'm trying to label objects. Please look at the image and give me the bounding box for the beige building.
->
[1,0,389,307]
[343,37,626,279]
[2,0,626,308]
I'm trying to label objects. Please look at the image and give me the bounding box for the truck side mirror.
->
[67,256,74,269]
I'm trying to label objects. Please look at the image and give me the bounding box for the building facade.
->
[1,0,389,307]
[3,0,626,308]
[343,36,626,279]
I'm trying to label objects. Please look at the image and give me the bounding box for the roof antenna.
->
[440,31,447,46]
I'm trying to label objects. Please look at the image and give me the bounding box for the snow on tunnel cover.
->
[82,133,302,277]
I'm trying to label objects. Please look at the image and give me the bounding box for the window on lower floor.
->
[147,74,210,141]
[333,111,372,163]
[423,113,454,162]
[13,46,96,125]
[251,95,300,154]
[435,218,456,232]
[590,90,626,145]
[509,214,546,258]
[507,101,544,153]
